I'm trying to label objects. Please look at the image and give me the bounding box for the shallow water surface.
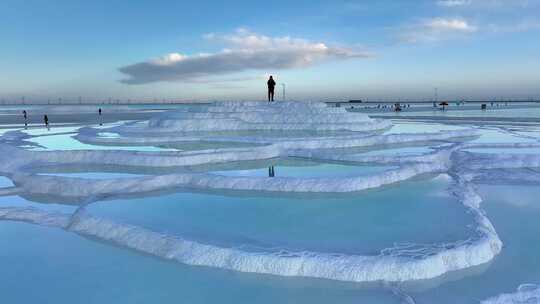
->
[410,184,540,303]
[1,105,539,303]
[0,222,400,304]
[86,175,473,255]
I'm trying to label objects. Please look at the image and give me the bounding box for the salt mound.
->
[147,101,391,132]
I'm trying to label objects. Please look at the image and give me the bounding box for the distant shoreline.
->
[0,100,538,106]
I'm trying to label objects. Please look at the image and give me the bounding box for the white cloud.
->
[401,17,478,43]
[119,29,371,85]
[438,0,539,9]
[437,0,472,7]
[425,18,477,31]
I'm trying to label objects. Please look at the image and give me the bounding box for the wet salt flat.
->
[359,103,540,119]
[383,121,468,134]
[1,102,540,303]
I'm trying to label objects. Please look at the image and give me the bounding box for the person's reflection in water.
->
[43,114,50,130]
[22,110,28,129]
[268,166,275,177]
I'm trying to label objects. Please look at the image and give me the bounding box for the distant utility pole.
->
[281,83,286,101]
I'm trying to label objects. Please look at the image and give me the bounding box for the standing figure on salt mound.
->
[267,75,276,102]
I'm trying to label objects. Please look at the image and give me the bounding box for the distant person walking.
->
[267,76,276,102]
[98,108,103,125]
[98,108,102,115]
[43,115,49,128]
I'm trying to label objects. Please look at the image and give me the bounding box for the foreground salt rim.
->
[0,158,503,281]
[2,101,540,286]
[0,174,501,283]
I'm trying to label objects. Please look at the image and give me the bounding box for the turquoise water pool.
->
[86,175,472,255]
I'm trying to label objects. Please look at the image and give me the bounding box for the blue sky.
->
[1,0,539,102]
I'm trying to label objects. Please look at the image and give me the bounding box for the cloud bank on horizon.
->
[119,29,371,85]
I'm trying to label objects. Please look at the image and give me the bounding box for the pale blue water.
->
[21,125,83,136]
[464,147,540,154]
[409,184,540,303]
[0,195,76,213]
[358,145,437,156]
[0,176,14,188]
[383,122,468,134]
[1,107,540,303]
[0,221,399,304]
[26,133,177,152]
[87,175,472,255]
[469,128,538,144]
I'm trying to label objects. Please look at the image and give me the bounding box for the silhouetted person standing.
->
[98,108,102,115]
[267,76,276,102]
[43,115,49,128]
